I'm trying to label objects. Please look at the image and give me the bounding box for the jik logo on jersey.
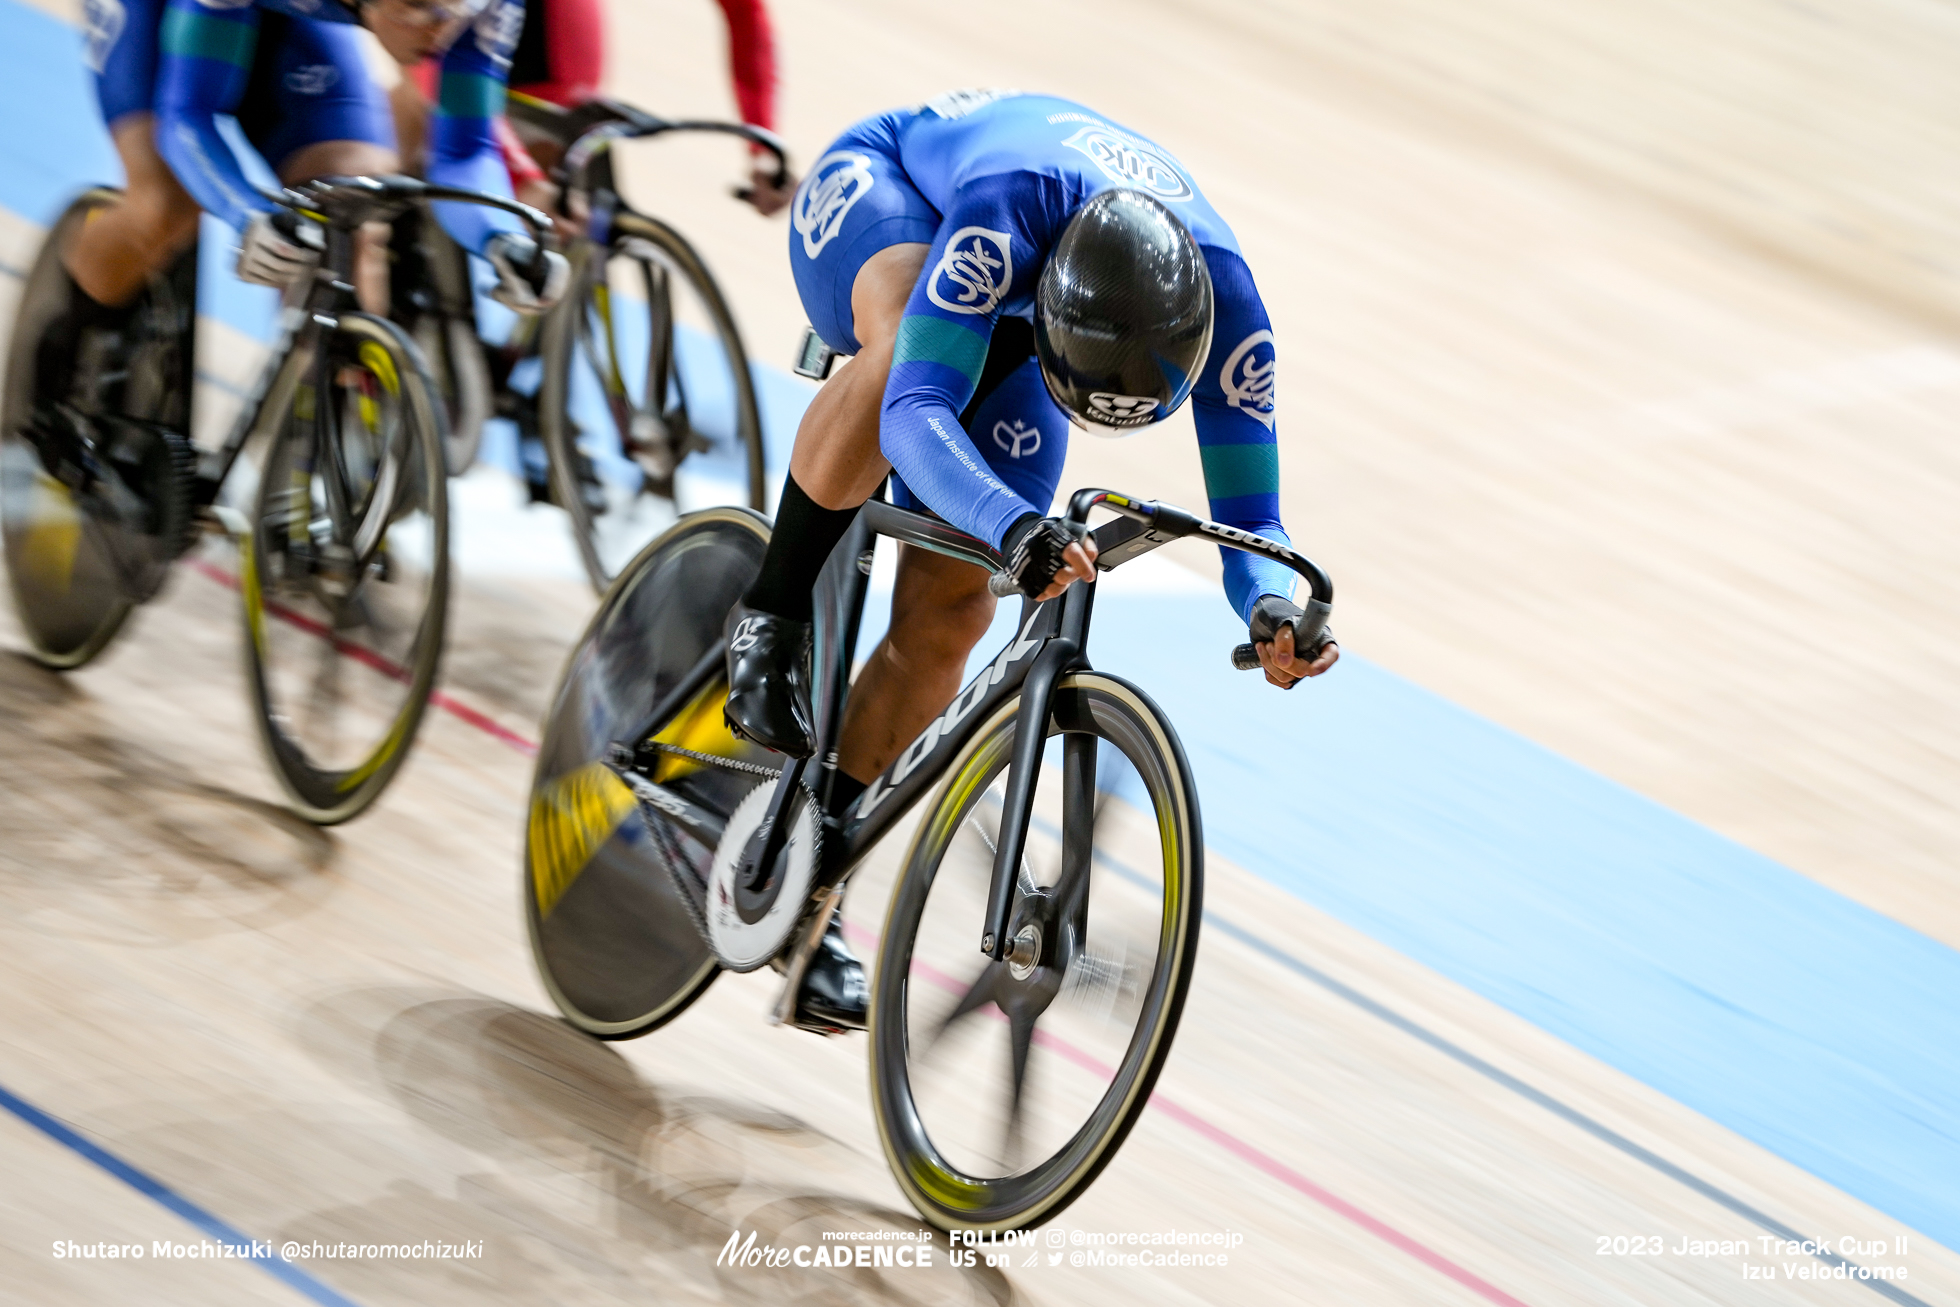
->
[1219,329,1276,429]
[81,0,125,72]
[1061,126,1193,202]
[474,0,523,66]
[923,88,1023,119]
[928,228,1014,316]
[992,418,1041,459]
[794,151,876,259]
[284,65,340,96]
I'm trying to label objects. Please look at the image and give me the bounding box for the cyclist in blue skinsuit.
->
[42,0,565,406]
[725,90,1338,1033]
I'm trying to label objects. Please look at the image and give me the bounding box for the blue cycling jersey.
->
[875,91,1293,622]
[153,0,524,254]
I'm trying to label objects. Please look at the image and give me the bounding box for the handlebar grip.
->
[1234,601,1335,673]
[988,570,1021,599]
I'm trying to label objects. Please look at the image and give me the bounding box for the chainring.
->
[705,781,821,972]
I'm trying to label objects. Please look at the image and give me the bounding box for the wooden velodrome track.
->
[4,0,1960,1302]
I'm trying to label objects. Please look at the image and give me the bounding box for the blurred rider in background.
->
[45,0,568,415]
[729,90,1338,1031]
[390,0,797,226]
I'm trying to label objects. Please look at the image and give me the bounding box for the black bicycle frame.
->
[621,487,1334,964]
[191,177,549,507]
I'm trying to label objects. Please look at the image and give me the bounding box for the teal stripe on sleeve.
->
[437,73,506,121]
[893,315,989,386]
[159,8,255,68]
[1198,443,1281,501]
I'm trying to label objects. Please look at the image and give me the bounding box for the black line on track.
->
[1077,815,1930,1302]
[1200,909,1934,1307]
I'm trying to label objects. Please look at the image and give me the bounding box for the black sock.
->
[743,472,860,623]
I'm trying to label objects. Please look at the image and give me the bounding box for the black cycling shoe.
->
[792,919,867,1033]
[723,602,815,758]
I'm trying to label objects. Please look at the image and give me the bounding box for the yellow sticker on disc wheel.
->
[19,472,83,593]
[528,760,638,918]
[649,682,745,783]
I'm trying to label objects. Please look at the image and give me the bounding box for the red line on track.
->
[864,938,1530,1306]
[186,557,1525,1305]
[189,560,537,757]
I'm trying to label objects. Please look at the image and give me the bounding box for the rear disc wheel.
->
[0,189,196,667]
[524,507,778,1038]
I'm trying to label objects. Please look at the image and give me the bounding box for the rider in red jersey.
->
[393,0,795,221]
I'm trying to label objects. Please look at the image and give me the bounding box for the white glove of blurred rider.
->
[236,211,322,289]
[486,232,570,314]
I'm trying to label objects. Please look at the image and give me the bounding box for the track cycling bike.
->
[1,176,549,822]
[522,485,1333,1230]
[401,94,787,592]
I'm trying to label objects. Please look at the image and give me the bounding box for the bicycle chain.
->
[646,741,783,779]
[639,788,714,947]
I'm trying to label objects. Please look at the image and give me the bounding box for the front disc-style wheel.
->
[524,507,777,1038]
[871,672,1203,1232]
[538,214,765,592]
[240,313,450,824]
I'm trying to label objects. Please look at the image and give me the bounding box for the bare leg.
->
[63,115,202,306]
[837,546,998,782]
[787,242,929,510]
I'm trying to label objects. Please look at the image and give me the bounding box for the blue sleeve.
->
[153,0,272,232]
[428,0,525,254]
[1192,248,1297,624]
[880,173,1075,550]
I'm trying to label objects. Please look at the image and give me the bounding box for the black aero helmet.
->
[1033,189,1213,435]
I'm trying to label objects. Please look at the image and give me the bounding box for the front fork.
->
[980,582,1094,963]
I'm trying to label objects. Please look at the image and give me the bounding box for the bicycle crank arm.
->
[768,884,842,1027]
[613,767,727,851]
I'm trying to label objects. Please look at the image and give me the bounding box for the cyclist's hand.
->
[1249,594,1337,690]
[1003,514,1099,601]
[486,232,571,314]
[741,163,798,217]
[515,178,580,244]
[237,211,322,288]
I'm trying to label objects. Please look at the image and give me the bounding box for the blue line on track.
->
[1037,798,1932,1305]
[1073,598,1960,1248]
[1196,904,1934,1307]
[0,1078,365,1307]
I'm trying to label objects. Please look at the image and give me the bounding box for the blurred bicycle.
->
[522,485,1334,1231]
[1,175,550,823]
[399,95,789,592]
